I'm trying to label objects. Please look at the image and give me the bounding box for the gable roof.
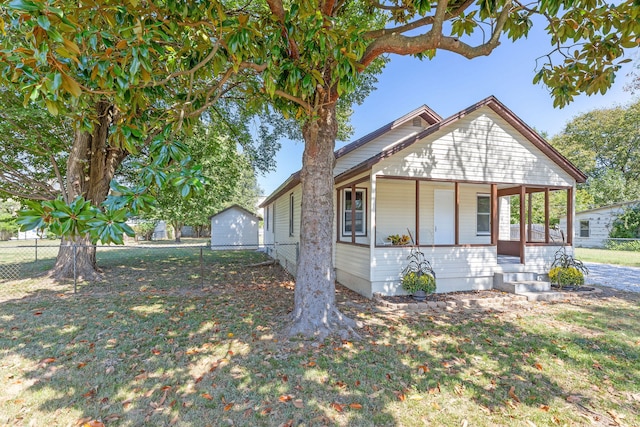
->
[575,200,640,215]
[260,96,586,207]
[209,204,261,221]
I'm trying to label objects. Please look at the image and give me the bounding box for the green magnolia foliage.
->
[17,195,134,244]
[1,0,639,249]
[549,266,584,287]
[610,205,640,239]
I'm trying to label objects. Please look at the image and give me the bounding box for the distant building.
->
[560,200,640,248]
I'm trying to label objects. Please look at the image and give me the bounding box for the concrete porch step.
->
[494,272,540,286]
[494,280,551,294]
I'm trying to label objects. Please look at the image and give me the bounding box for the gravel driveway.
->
[584,262,640,293]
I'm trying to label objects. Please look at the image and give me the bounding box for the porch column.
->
[544,188,550,243]
[527,192,533,242]
[454,182,460,245]
[519,185,526,264]
[491,184,498,245]
[567,187,573,245]
[415,180,420,245]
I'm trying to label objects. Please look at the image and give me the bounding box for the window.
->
[477,194,491,235]
[265,206,269,231]
[289,193,294,236]
[343,188,366,236]
[579,220,590,238]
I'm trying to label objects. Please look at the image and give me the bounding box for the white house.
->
[560,200,640,248]
[260,96,586,297]
[210,205,260,250]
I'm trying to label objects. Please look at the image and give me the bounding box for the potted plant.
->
[549,245,589,290]
[400,231,436,301]
[401,270,436,301]
[387,234,410,245]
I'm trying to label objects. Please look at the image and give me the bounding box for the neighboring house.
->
[560,200,640,248]
[260,96,586,297]
[210,205,260,250]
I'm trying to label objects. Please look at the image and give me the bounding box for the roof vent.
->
[412,117,422,127]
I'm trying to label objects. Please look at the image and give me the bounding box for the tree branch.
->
[266,0,300,59]
[360,0,513,67]
[363,0,475,39]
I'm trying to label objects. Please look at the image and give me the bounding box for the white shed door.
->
[434,189,455,244]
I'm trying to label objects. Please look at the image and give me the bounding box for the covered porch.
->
[335,175,574,294]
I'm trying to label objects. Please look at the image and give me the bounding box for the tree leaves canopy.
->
[552,100,640,206]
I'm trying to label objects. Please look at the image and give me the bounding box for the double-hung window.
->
[343,189,366,236]
[579,220,589,237]
[477,194,491,235]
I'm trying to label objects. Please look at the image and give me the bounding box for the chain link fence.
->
[0,240,298,294]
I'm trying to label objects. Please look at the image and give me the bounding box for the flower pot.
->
[412,290,427,301]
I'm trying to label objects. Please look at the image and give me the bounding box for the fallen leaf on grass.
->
[349,403,363,409]
[508,386,521,403]
[278,394,293,402]
[331,402,344,412]
[202,393,214,400]
[539,404,550,412]
[82,420,104,427]
[534,363,543,371]
[40,357,56,364]
[223,402,234,411]
[151,349,161,355]
[260,407,272,415]
[293,399,304,408]
[77,362,86,369]
[417,365,429,374]
[566,395,582,403]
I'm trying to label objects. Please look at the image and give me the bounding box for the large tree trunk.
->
[50,101,127,280]
[285,101,360,340]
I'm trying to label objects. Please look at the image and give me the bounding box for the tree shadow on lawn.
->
[1,267,639,426]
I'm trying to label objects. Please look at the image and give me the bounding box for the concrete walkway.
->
[584,262,640,293]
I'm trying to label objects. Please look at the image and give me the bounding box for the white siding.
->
[525,245,567,272]
[335,243,371,296]
[499,197,511,240]
[374,108,575,188]
[268,185,303,275]
[561,205,629,248]
[334,122,425,176]
[459,184,492,244]
[376,180,416,244]
[210,208,259,249]
[371,246,497,295]
[375,181,491,245]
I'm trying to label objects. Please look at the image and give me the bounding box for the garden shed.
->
[210,205,260,250]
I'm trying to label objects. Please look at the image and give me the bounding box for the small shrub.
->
[401,271,436,294]
[610,205,640,239]
[604,239,640,252]
[549,266,584,287]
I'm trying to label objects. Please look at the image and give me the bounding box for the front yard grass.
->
[575,247,640,268]
[1,250,639,426]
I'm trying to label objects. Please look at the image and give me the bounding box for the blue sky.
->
[258,27,638,196]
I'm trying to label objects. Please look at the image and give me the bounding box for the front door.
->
[434,189,455,244]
